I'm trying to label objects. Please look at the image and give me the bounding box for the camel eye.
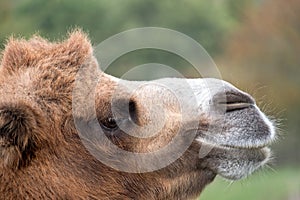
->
[100,117,118,131]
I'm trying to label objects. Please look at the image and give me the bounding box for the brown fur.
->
[0,31,216,200]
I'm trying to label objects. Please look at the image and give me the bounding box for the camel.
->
[0,30,276,199]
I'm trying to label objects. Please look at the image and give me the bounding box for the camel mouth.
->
[196,106,275,180]
[195,92,276,180]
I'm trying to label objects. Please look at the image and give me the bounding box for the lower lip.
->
[200,142,271,160]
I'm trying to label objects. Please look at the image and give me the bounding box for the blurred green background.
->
[0,0,299,199]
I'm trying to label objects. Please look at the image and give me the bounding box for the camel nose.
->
[213,91,255,112]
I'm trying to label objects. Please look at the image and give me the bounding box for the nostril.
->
[214,91,255,112]
[225,91,255,104]
[224,102,252,112]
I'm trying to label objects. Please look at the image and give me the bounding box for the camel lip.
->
[215,144,270,151]
[195,124,276,151]
[194,102,277,151]
[198,139,272,180]
[202,146,272,180]
[196,137,273,151]
[209,145,271,156]
[217,141,272,150]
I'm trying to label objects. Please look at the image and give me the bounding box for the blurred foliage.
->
[0,0,247,77]
[0,0,299,167]
[0,0,240,54]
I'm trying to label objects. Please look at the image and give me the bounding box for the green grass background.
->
[200,168,300,200]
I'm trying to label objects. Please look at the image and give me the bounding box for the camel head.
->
[0,31,276,199]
